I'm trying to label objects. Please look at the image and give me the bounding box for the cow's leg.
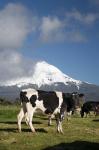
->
[56,119,63,134]
[56,117,60,133]
[55,114,63,134]
[86,112,89,118]
[59,113,64,134]
[55,115,59,132]
[27,109,35,133]
[58,120,63,133]
[48,115,52,126]
[24,112,29,125]
[67,111,72,121]
[17,108,24,132]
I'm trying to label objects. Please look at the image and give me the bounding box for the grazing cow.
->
[95,105,99,116]
[43,93,84,124]
[17,89,84,133]
[80,101,99,118]
[71,93,84,115]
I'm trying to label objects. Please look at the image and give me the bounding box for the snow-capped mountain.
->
[0,61,99,101]
[32,61,83,89]
[1,61,82,89]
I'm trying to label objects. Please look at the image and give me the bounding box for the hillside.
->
[0,61,99,101]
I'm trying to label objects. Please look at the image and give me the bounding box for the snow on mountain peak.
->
[1,61,82,89]
[32,61,82,89]
[32,61,67,87]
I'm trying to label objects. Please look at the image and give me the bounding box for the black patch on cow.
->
[60,101,67,113]
[30,95,37,107]
[83,101,99,111]
[62,93,75,112]
[79,93,84,97]
[81,101,99,117]
[38,90,59,114]
[20,91,29,103]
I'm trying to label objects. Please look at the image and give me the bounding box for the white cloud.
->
[39,16,65,42]
[0,50,35,83]
[65,31,86,42]
[0,3,37,83]
[0,3,98,47]
[38,9,99,43]
[0,3,95,46]
[40,9,98,43]
[39,15,86,43]
[65,9,99,25]
[0,3,33,49]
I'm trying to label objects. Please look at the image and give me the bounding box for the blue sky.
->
[0,0,99,85]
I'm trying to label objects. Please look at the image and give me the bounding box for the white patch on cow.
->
[35,100,46,112]
[75,108,81,114]
[26,101,33,111]
[22,88,38,99]
[67,111,72,116]
[54,92,63,114]
[25,102,34,116]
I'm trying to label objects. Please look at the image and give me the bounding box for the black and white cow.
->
[80,101,99,118]
[17,88,84,133]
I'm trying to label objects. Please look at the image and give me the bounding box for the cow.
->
[69,93,85,117]
[48,92,84,123]
[17,88,84,133]
[70,93,84,115]
[80,101,99,118]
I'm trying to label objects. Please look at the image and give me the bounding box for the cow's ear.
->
[79,93,84,97]
[20,91,27,97]
[24,92,27,95]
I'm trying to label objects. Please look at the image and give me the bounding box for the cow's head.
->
[72,92,85,108]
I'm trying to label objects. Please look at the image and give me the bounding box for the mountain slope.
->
[0,61,99,101]
[1,61,82,89]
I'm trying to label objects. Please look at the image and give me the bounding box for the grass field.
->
[0,105,99,150]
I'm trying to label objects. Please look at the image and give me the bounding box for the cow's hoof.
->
[32,130,36,133]
[57,130,60,133]
[60,131,64,135]
[18,130,22,133]
[48,123,51,126]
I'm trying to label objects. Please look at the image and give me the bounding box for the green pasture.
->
[0,105,99,150]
